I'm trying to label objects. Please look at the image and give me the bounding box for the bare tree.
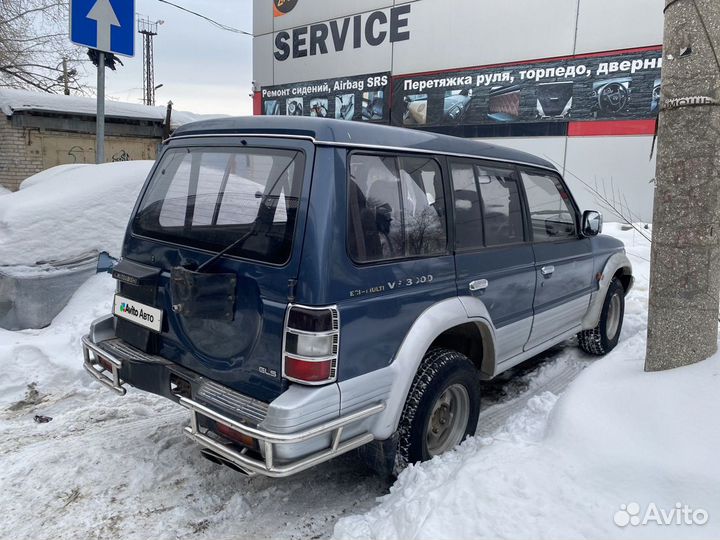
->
[645,0,720,371]
[0,0,86,93]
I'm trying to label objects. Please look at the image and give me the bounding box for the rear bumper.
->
[81,319,385,477]
[181,397,383,477]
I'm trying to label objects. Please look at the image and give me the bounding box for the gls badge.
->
[274,0,298,17]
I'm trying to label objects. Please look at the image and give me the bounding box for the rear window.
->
[348,153,447,263]
[133,147,305,265]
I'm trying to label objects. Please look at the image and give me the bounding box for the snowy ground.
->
[1,224,718,539]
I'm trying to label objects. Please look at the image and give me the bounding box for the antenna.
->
[137,16,163,106]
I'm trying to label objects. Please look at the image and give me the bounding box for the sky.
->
[81,0,255,116]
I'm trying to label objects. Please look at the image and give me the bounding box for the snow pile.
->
[0,185,10,196]
[0,274,117,409]
[0,88,219,128]
[18,163,92,190]
[335,224,720,540]
[0,161,153,265]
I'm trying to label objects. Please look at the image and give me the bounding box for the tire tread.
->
[394,348,475,474]
[578,278,624,356]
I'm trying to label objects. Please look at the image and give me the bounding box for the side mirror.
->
[96,251,118,274]
[582,210,603,237]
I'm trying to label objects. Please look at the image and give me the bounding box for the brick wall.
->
[0,115,161,192]
[0,116,44,191]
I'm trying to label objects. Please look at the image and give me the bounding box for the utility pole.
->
[138,16,162,106]
[62,58,70,95]
[645,0,720,371]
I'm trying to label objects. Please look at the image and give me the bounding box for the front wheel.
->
[395,348,481,473]
[578,277,625,355]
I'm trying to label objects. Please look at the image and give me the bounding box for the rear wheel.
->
[578,278,625,355]
[395,348,480,473]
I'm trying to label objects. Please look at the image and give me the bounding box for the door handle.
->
[469,279,489,291]
[541,265,555,276]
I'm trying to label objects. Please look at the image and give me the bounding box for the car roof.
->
[171,116,557,171]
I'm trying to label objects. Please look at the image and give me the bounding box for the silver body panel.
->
[582,252,633,329]
[525,294,592,350]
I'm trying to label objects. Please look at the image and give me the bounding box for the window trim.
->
[130,143,309,268]
[448,157,531,253]
[345,149,451,266]
[516,165,582,244]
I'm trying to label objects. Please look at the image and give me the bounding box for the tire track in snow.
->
[475,348,591,437]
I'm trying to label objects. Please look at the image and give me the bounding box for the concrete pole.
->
[645,0,720,371]
[96,52,106,164]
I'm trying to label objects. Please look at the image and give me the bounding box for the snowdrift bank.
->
[334,224,720,540]
[0,161,153,265]
[18,163,93,190]
[0,274,116,408]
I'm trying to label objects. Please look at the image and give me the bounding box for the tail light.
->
[283,305,339,385]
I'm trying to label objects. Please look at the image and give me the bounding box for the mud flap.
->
[355,432,399,479]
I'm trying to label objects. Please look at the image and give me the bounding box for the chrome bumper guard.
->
[180,396,385,478]
[82,333,386,478]
[82,334,127,396]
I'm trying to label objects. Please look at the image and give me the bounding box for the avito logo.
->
[614,502,709,528]
[118,302,154,324]
[120,302,140,317]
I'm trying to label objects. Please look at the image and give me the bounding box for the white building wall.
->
[253,0,665,221]
[485,136,657,221]
[392,0,579,75]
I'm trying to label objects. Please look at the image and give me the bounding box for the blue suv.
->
[82,117,633,477]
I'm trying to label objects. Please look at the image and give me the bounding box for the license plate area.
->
[113,294,163,333]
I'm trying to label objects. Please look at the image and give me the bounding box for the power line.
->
[155,0,253,36]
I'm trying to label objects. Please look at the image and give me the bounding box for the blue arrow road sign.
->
[70,0,135,57]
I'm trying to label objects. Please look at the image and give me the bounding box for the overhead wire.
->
[155,0,253,36]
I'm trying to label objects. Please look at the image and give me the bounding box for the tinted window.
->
[133,147,304,265]
[348,154,446,263]
[521,170,576,241]
[477,165,524,246]
[450,162,483,250]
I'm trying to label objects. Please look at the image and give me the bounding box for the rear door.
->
[450,159,536,363]
[119,137,314,402]
[519,167,594,350]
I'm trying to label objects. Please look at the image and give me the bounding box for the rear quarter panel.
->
[295,147,457,382]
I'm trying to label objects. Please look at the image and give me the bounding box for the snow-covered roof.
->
[0,87,217,128]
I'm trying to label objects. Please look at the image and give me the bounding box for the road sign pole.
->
[70,0,135,160]
[96,51,105,164]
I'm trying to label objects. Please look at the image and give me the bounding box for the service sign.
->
[273,5,411,61]
[392,48,663,128]
[261,72,391,123]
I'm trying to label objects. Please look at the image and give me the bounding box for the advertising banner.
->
[260,72,391,123]
[392,48,662,128]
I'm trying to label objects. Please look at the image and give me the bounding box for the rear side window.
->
[521,170,577,241]
[450,161,525,248]
[478,165,524,246]
[133,147,304,265]
[348,153,446,263]
[450,162,483,250]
